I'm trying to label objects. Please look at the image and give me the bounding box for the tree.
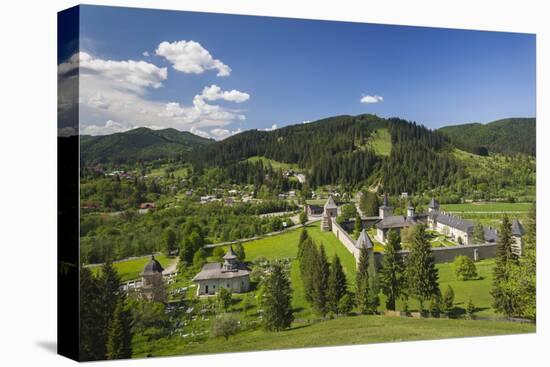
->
[400,226,415,246]
[212,314,240,340]
[405,224,440,311]
[162,228,177,255]
[453,255,478,280]
[359,191,379,217]
[79,267,105,361]
[217,287,233,312]
[457,236,463,245]
[327,254,347,314]
[106,300,133,360]
[491,215,520,317]
[356,247,378,314]
[442,285,455,316]
[338,293,354,315]
[234,242,246,261]
[512,204,536,319]
[299,210,308,226]
[99,261,122,356]
[297,228,309,259]
[473,222,485,243]
[180,230,205,265]
[213,246,226,263]
[192,248,207,269]
[262,262,294,331]
[379,229,404,310]
[310,244,330,316]
[353,214,362,239]
[299,238,317,303]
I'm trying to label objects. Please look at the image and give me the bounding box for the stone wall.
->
[395,242,497,264]
[331,219,361,261]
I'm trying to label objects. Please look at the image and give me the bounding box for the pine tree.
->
[263,262,294,331]
[99,261,122,354]
[297,228,309,259]
[233,242,246,261]
[491,215,520,317]
[356,246,376,314]
[79,267,105,361]
[327,254,347,314]
[405,224,439,311]
[311,244,330,316]
[106,300,133,360]
[379,229,404,311]
[299,238,317,303]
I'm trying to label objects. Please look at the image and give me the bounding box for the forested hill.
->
[438,118,536,156]
[80,127,213,164]
[193,114,459,193]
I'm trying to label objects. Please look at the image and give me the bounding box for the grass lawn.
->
[440,202,532,212]
[89,254,176,282]
[133,314,534,358]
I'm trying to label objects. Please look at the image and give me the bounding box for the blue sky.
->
[61,5,536,138]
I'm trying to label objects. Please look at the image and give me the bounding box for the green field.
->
[89,254,175,282]
[236,224,497,316]
[133,314,534,358]
[246,156,301,171]
[440,202,532,212]
[368,128,392,156]
[131,225,528,358]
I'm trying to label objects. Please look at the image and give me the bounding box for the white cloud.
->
[360,95,384,104]
[209,127,243,140]
[61,51,248,136]
[81,120,134,135]
[190,126,212,139]
[142,51,150,57]
[59,52,167,94]
[155,40,231,77]
[262,124,278,131]
[199,85,249,103]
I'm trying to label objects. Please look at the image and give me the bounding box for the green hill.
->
[439,118,536,156]
[80,127,213,164]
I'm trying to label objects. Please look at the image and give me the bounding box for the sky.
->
[58,5,536,139]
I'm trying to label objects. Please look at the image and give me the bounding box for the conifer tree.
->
[442,285,455,316]
[327,254,347,314]
[99,261,122,354]
[79,267,105,361]
[297,228,309,259]
[106,300,133,360]
[491,215,520,317]
[299,238,317,303]
[356,247,378,314]
[405,224,439,311]
[311,244,330,316]
[234,242,246,261]
[379,229,404,310]
[263,262,294,331]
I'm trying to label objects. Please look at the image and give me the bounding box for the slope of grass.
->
[246,156,301,171]
[134,314,534,358]
[89,254,174,282]
[368,128,392,156]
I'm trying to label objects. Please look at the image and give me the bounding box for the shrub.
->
[453,255,478,280]
[212,314,240,340]
[337,293,354,316]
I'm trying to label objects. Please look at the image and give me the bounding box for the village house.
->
[192,245,251,296]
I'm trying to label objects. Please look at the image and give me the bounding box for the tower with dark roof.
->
[428,197,440,213]
[406,200,415,218]
[140,255,166,302]
[378,193,393,219]
[222,245,238,271]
